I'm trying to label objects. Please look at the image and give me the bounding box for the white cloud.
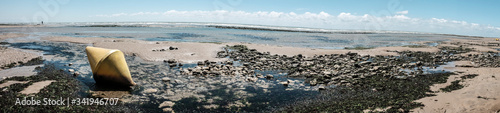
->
[396,10,409,15]
[93,10,500,37]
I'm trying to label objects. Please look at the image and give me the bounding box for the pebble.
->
[143,88,158,94]
[162,77,171,82]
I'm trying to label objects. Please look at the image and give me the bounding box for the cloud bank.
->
[93,10,500,37]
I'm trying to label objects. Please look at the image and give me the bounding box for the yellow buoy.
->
[496,38,499,41]
[85,46,136,86]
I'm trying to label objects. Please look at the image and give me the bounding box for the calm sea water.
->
[1,22,475,49]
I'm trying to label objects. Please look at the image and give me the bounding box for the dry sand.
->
[0,64,43,81]
[0,33,29,40]
[0,48,41,68]
[0,80,29,88]
[413,66,500,113]
[19,80,56,95]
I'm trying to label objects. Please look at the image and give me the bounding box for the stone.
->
[143,88,158,94]
[265,74,274,79]
[318,85,326,90]
[162,108,174,113]
[247,77,258,82]
[162,77,171,82]
[279,81,289,86]
[174,79,184,84]
[68,63,73,66]
[73,72,80,76]
[256,74,264,78]
[68,69,74,72]
[309,79,317,86]
[169,46,178,50]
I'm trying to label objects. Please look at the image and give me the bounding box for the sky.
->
[1,0,500,37]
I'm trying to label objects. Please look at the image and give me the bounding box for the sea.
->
[1,22,478,49]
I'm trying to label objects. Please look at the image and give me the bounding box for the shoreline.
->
[2,31,500,112]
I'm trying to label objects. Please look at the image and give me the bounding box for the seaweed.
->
[273,72,455,112]
[440,80,463,92]
[0,64,137,112]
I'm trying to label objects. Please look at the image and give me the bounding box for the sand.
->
[0,33,29,40]
[412,66,500,113]
[0,64,42,80]
[19,80,56,95]
[0,80,30,88]
[45,36,227,63]
[0,47,41,71]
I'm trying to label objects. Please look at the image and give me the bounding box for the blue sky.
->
[1,0,499,37]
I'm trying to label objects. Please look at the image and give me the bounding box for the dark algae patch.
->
[0,64,137,112]
[273,72,455,112]
[441,74,479,92]
[440,80,463,92]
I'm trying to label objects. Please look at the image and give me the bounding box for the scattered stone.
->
[68,69,74,72]
[169,46,178,50]
[68,63,73,66]
[20,80,56,95]
[159,101,175,108]
[143,88,158,94]
[162,108,174,113]
[247,77,258,82]
[318,85,326,90]
[162,77,171,82]
[265,74,274,79]
[73,72,80,76]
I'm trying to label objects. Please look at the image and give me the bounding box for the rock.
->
[174,79,184,84]
[165,59,177,63]
[68,63,73,66]
[162,108,174,113]
[247,77,258,82]
[265,74,274,79]
[359,61,372,65]
[73,72,80,76]
[256,74,264,78]
[309,79,317,86]
[143,88,158,94]
[279,81,289,86]
[197,61,205,65]
[68,69,74,72]
[162,77,171,82]
[318,85,326,90]
[169,46,178,50]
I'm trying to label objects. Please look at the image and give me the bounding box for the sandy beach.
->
[1,25,500,112]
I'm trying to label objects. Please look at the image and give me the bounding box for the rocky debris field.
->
[173,44,499,112]
[178,44,498,88]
